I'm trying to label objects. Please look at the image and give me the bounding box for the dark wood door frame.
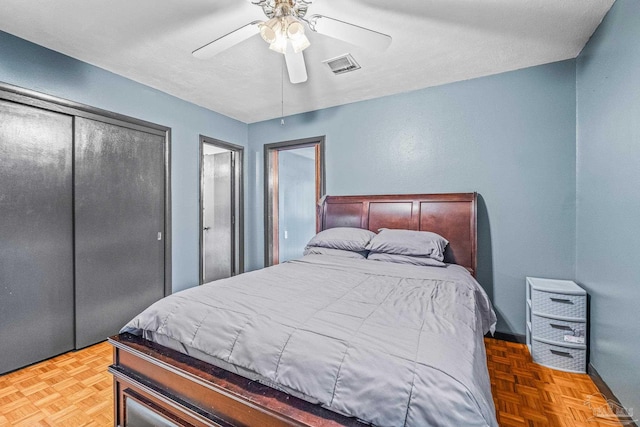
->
[263,136,325,267]
[199,135,245,284]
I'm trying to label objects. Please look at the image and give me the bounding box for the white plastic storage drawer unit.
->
[526,277,587,373]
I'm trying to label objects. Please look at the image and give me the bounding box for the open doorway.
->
[199,136,244,284]
[264,136,325,266]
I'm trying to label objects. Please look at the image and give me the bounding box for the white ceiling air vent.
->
[323,54,361,75]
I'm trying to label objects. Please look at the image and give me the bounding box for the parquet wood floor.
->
[0,339,625,426]
[486,338,623,427]
[0,342,112,427]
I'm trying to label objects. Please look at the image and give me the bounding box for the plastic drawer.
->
[532,314,586,345]
[531,340,586,373]
[531,289,585,319]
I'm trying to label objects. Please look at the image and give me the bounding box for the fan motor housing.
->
[253,0,310,19]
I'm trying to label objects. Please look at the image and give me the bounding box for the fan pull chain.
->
[281,57,285,126]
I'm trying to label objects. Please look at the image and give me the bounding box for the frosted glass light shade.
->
[290,34,310,53]
[260,18,281,44]
[269,36,288,54]
[285,18,305,39]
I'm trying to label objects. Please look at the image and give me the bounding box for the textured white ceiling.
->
[0,0,613,123]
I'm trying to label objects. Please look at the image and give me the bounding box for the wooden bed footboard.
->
[109,333,364,427]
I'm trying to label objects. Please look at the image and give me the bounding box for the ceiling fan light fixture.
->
[290,34,310,53]
[263,14,310,54]
[269,36,288,54]
[195,0,391,85]
[259,17,281,44]
[284,16,304,39]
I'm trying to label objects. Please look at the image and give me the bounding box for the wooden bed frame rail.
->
[109,333,363,427]
[110,193,478,426]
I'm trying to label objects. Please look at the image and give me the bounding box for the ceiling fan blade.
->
[193,21,260,59]
[308,15,392,51]
[284,43,308,84]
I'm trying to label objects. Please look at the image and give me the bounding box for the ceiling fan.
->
[192,0,392,84]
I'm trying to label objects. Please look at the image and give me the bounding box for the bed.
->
[109,193,497,427]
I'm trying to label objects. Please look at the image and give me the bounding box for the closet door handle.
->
[203,227,211,231]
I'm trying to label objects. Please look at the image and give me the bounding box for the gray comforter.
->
[123,255,498,427]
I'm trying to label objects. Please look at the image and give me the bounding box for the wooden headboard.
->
[317,193,478,276]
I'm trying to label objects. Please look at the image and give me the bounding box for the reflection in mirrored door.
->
[278,147,317,262]
[200,137,244,284]
[264,137,325,266]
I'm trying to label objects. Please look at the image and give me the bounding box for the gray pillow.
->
[367,252,445,267]
[304,246,367,259]
[366,228,449,261]
[306,227,376,252]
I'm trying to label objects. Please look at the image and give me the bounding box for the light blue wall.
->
[576,0,640,414]
[248,60,577,335]
[0,31,248,293]
[278,149,316,262]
